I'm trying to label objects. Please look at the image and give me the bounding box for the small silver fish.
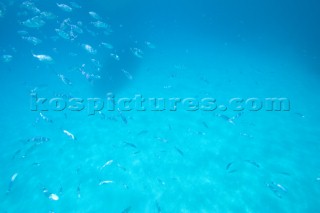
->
[99,180,113,185]
[32,53,53,63]
[63,129,76,140]
[22,16,45,28]
[2,55,13,62]
[57,3,72,12]
[82,44,97,54]
[6,173,18,194]
[22,36,42,45]
[89,11,101,20]
[131,48,143,58]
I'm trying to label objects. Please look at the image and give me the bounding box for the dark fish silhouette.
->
[175,147,184,156]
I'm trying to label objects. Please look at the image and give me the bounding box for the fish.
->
[70,24,83,34]
[57,74,72,85]
[63,130,76,140]
[157,178,165,186]
[49,194,59,201]
[40,11,56,20]
[2,55,13,62]
[98,180,113,185]
[77,185,81,198]
[91,21,109,29]
[6,173,18,194]
[39,112,53,123]
[21,1,41,14]
[22,16,45,28]
[55,29,70,40]
[32,53,53,63]
[202,121,209,128]
[231,112,243,121]
[175,146,184,156]
[245,160,260,168]
[101,160,114,169]
[89,11,101,20]
[100,42,113,49]
[98,111,105,119]
[117,109,127,124]
[70,2,82,9]
[12,149,22,160]
[131,48,144,58]
[216,114,235,125]
[22,36,42,45]
[226,162,233,170]
[116,163,127,171]
[57,3,72,12]
[27,137,50,143]
[82,44,97,54]
[267,182,287,198]
[123,142,137,149]
[43,188,59,201]
[121,69,133,80]
[295,112,305,118]
[110,53,120,61]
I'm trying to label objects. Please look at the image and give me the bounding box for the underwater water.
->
[0,0,320,212]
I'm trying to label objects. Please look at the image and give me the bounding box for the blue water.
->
[1,0,320,212]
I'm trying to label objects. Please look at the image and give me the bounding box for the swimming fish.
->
[91,21,109,29]
[226,162,233,170]
[77,185,81,198]
[216,114,235,125]
[245,160,260,168]
[21,1,41,14]
[27,137,50,143]
[57,74,72,85]
[40,11,56,20]
[131,47,144,58]
[121,69,133,80]
[110,53,120,61]
[22,16,45,28]
[70,2,82,9]
[32,53,53,63]
[82,44,97,54]
[117,109,127,124]
[99,180,113,185]
[100,42,113,49]
[89,11,101,20]
[267,182,287,198]
[43,188,59,201]
[63,130,76,140]
[101,160,114,169]
[123,142,137,149]
[22,36,42,45]
[39,112,53,123]
[55,29,70,40]
[6,173,18,194]
[175,146,184,156]
[57,3,72,12]
[2,55,13,62]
